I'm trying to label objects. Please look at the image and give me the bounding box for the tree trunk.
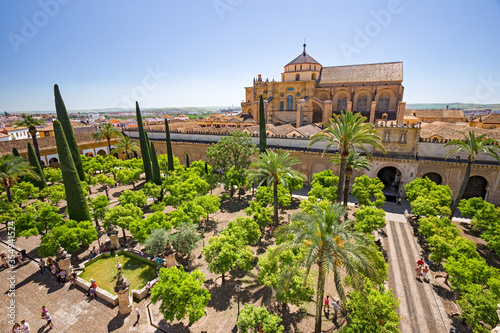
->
[132,181,136,191]
[30,127,42,166]
[273,182,279,225]
[343,172,352,207]
[105,186,109,198]
[94,217,100,229]
[122,227,127,242]
[6,186,13,202]
[221,272,225,284]
[336,155,347,203]
[107,138,112,156]
[449,159,472,219]
[314,261,326,333]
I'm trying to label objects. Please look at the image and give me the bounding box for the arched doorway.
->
[96,149,107,156]
[423,172,442,185]
[377,166,402,202]
[463,176,487,200]
[312,102,323,123]
[49,158,59,168]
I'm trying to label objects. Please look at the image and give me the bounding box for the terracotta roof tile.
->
[319,62,403,85]
[0,132,107,155]
[286,52,321,66]
[268,124,295,136]
[419,121,500,141]
[480,113,500,124]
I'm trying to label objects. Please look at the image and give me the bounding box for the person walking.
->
[397,196,402,206]
[39,259,45,274]
[422,265,429,282]
[415,265,422,281]
[42,311,53,329]
[332,299,339,320]
[269,223,273,236]
[41,306,48,317]
[50,264,57,279]
[12,323,21,333]
[20,320,30,333]
[416,258,424,268]
[59,269,67,283]
[324,295,330,313]
[135,307,140,323]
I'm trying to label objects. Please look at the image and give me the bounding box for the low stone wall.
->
[76,249,159,307]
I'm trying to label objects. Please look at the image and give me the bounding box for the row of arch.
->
[308,163,488,201]
[314,89,398,112]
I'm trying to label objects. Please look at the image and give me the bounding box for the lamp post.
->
[288,213,291,224]
[235,284,241,318]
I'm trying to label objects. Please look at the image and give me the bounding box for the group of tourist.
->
[1,250,24,268]
[11,306,52,333]
[38,257,68,283]
[415,257,430,282]
[324,295,340,320]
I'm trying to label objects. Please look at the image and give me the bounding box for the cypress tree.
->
[12,148,20,157]
[136,102,152,182]
[53,120,91,222]
[259,95,267,153]
[186,154,190,168]
[27,142,47,189]
[148,135,162,185]
[54,84,85,181]
[164,119,174,172]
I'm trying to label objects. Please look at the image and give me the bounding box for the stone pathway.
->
[381,219,450,333]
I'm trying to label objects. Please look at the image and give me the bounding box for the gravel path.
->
[382,219,450,333]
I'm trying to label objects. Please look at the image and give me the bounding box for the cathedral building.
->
[242,44,406,126]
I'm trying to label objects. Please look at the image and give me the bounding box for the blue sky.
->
[1,0,499,112]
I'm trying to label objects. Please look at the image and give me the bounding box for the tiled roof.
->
[244,124,276,134]
[481,113,500,124]
[0,132,107,155]
[3,126,27,132]
[419,122,500,141]
[293,124,323,137]
[286,52,321,66]
[318,62,403,85]
[268,124,295,136]
[407,109,465,119]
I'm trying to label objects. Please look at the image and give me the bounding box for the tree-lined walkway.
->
[382,218,449,333]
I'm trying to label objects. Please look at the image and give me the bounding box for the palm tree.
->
[93,123,122,154]
[14,114,44,163]
[0,154,40,202]
[445,131,500,218]
[246,149,306,224]
[331,150,371,206]
[309,111,386,203]
[111,136,140,160]
[272,203,380,333]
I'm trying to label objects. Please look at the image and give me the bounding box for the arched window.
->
[378,94,390,111]
[337,98,347,111]
[295,74,300,81]
[357,96,367,111]
[312,73,317,80]
[287,95,294,111]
